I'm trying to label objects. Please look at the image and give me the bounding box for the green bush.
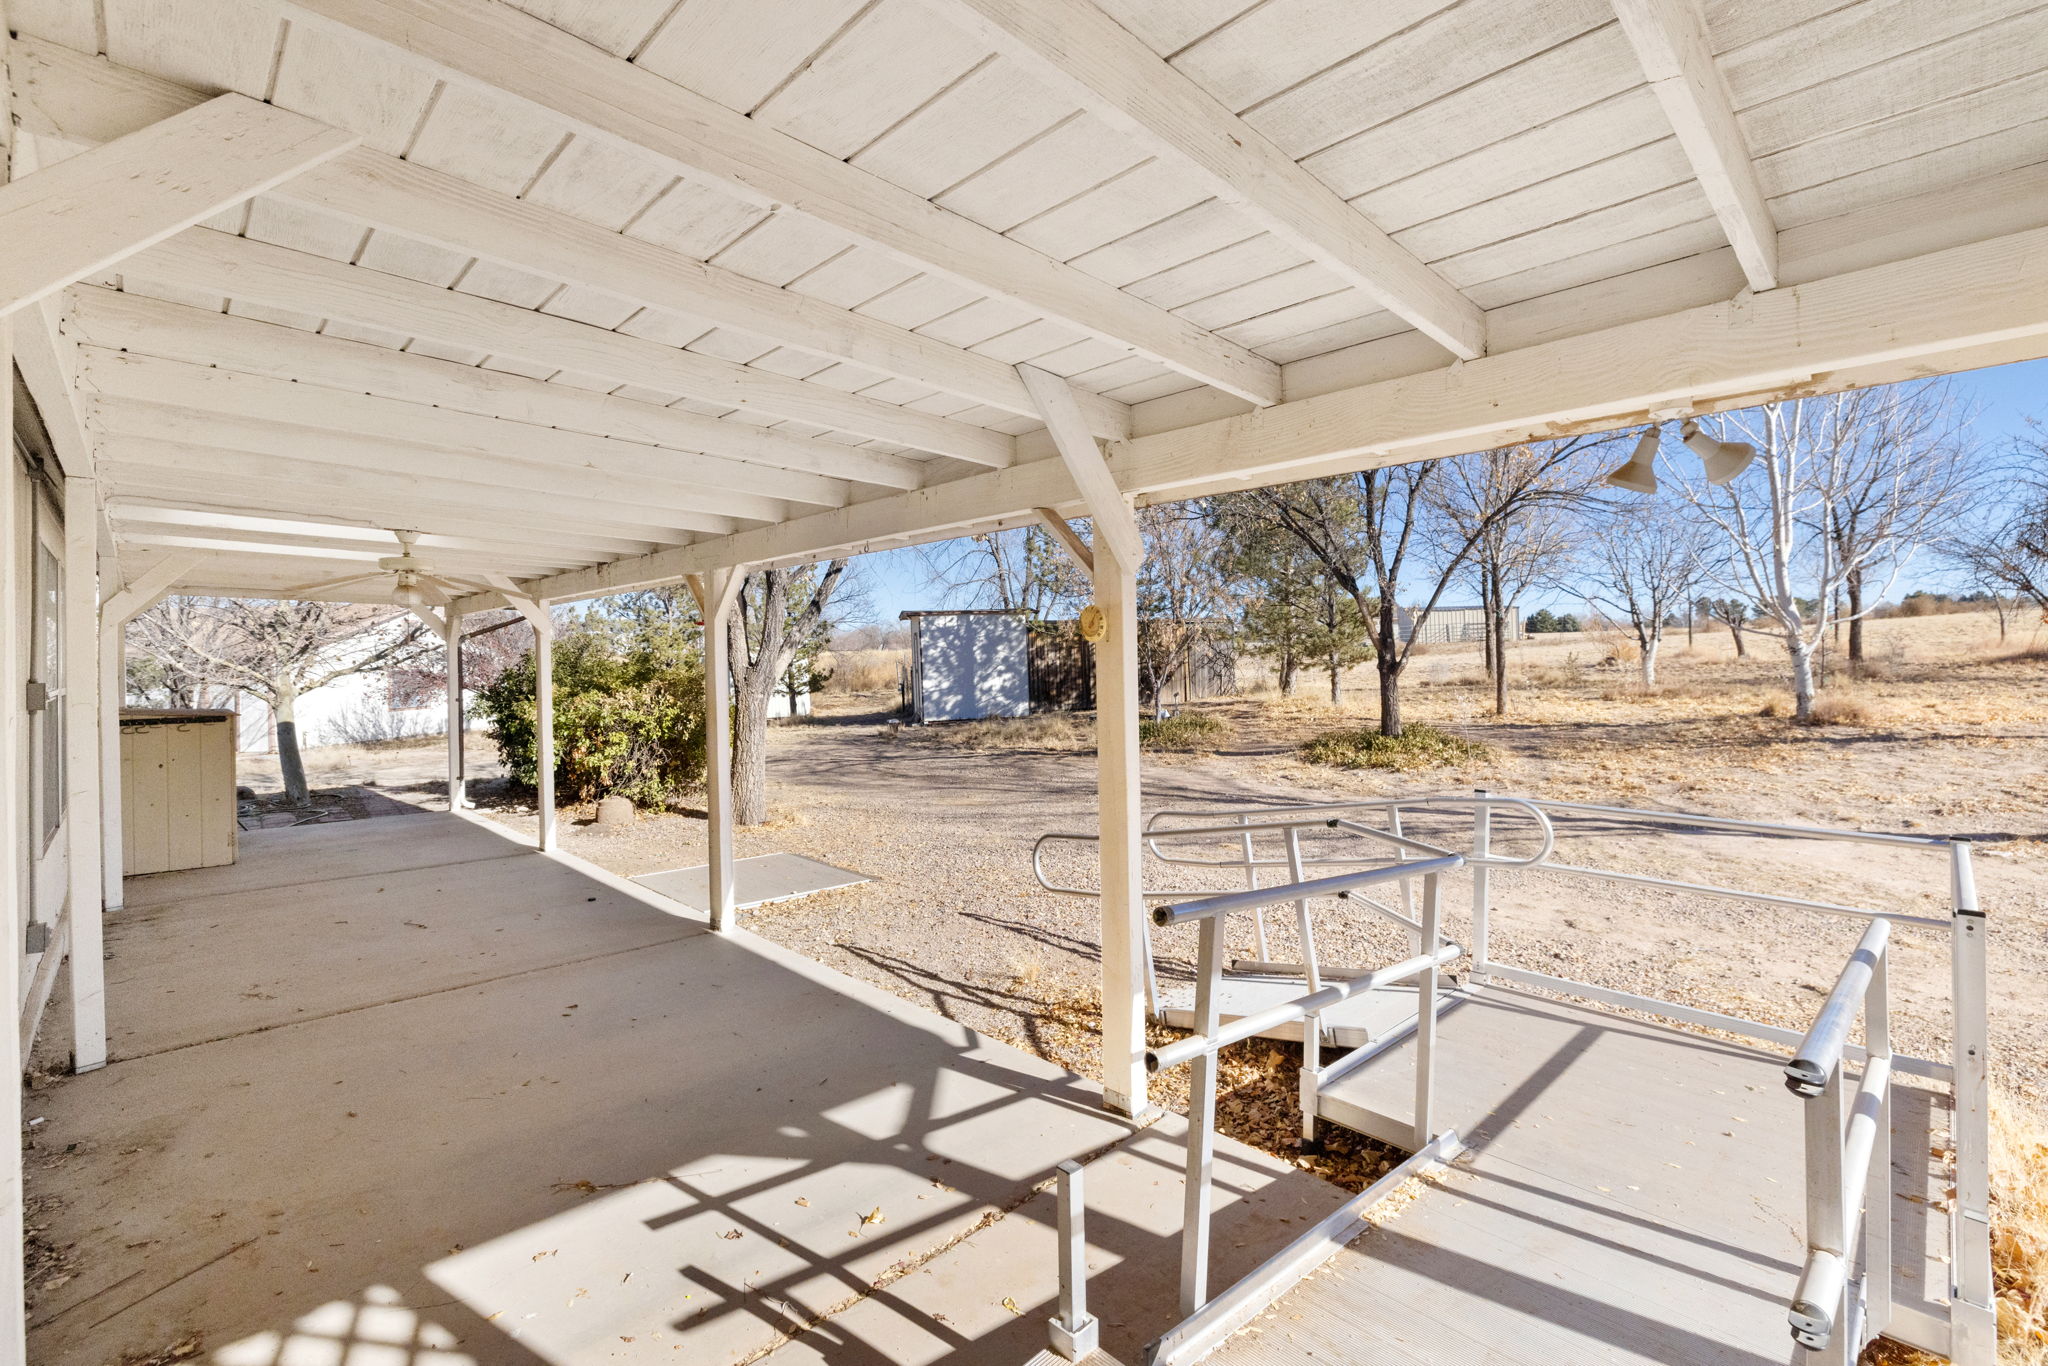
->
[476,621,707,810]
[1139,711,1226,751]
[1298,722,1490,772]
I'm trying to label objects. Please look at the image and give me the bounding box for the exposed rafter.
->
[468,221,2048,607]
[1611,0,1778,291]
[110,503,652,560]
[78,350,855,510]
[9,37,1132,440]
[283,0,1284,406]
[939,0,1486,361]
[120,228,1015,467]
[63,287,931,492]
[0,92,357,317]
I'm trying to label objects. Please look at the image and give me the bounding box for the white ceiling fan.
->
[278,530,500,607]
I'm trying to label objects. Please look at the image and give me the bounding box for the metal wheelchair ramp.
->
[1240,985,1955,1365]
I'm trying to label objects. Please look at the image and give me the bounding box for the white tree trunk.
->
[1640,630,1661,688]
[1788,637,1817,720]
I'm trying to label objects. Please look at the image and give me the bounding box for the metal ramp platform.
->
[1219,986,1954,1365]
[1157,978,1464,1048]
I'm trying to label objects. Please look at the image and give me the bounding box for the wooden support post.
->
[689,569,743,932]
[100,625,124,910]
[1,160,34,1363]
[1018,364,1149,1115]
[445,609,464,811]
[61,477,107,1072]
[533,608,554,852]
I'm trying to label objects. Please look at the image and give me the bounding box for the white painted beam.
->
[284,0,1282,406]
[1018,365,1141,571]
[0,93,355,317]
[113,528,574,576]
[939,0,1485,360]
[61,478,108,1070]
[533,609,555,853]
[9,37,1131,441]
[101,550,201,628]
[11,297,92,477]
[1032,508,1092,574]
[79,350,853,510]
[479,220,2048,608]
[109,503,646,560]
[445,606,465,811]
[123,228,1016,467]
[64,287,930,492]
[1612,0,1778,291]
[685,568,742,932]
[89,405,791,526]
[99,458,703,548]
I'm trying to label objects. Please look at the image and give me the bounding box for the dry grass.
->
[1864,1094,2048,1365]
[1299,721,1492,772]
[1139,712,1227,751]
[903,712,1094,752]
[817,648,905,693]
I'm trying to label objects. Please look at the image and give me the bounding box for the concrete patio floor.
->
[24,814,1348,1366]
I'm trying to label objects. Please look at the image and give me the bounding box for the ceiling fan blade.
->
[277,572,383,597]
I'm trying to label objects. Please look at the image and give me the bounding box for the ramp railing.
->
[1785,918,1893,1362]
[1141,856,1466,1365]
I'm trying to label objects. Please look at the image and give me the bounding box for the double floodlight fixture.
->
[1604,418,1758,494]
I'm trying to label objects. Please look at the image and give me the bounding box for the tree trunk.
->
[1728,619,1746,657]
[1789,638,1817,721]
[275,686,309,803]
[1328,649,1340,704]
[1493,609,1509,715]
[1640,630,1660,688]
[1377,658,1403,737]
[1480,575,1497,682]
[1993,595,2009,639]
[1278,647,1297,697]
[1846,568,1865,663]
[731,680,769,825]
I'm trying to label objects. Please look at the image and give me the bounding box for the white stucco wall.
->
[910,614,1029,722]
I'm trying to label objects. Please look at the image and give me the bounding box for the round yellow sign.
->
[1078,603,1107,643]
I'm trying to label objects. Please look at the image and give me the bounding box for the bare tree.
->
[1948,426,2048,623]
[128,597,435,801]
[1583,501,1709,687]
[915,525,1088,619]
[1135,504,1232,714]
[1434,442,1606,713]
[727,562,852,825]
[1246,438,1612,736]
[1681,385,1976,719]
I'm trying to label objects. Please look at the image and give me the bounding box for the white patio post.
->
[445,608,464,810]
[61,477,108,1072]
[100,624,125,910]
[2,277,31,1366]
[1019,366,1150,1115]
[689,568,742,933]
[533,607,554,852]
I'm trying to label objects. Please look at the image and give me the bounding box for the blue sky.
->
[840,357,2048,626]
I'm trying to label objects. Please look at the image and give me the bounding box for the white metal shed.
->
[901,609,1030,723]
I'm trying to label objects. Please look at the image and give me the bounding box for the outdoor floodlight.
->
[1682,419,1756,485]
[1604,426,1662,494]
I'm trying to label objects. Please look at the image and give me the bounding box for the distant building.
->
[1394,605,1521,646]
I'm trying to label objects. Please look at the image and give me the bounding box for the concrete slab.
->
[635,853,872,914]
[28,815,1166,1366]
[760,1118,1350,1366]
[105,821,699,1060]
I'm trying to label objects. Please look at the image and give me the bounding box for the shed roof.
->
[8,0,2048,609]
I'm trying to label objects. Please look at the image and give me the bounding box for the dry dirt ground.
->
[431,610,2048,1118]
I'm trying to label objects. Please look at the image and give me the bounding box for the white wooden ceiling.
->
[7,0,2048,604]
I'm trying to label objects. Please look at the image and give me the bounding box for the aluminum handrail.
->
[1151,854,1465,927]
[1145,939,1464,1073]
[1515,796,1953,849]
[1786,920,1891,1097]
